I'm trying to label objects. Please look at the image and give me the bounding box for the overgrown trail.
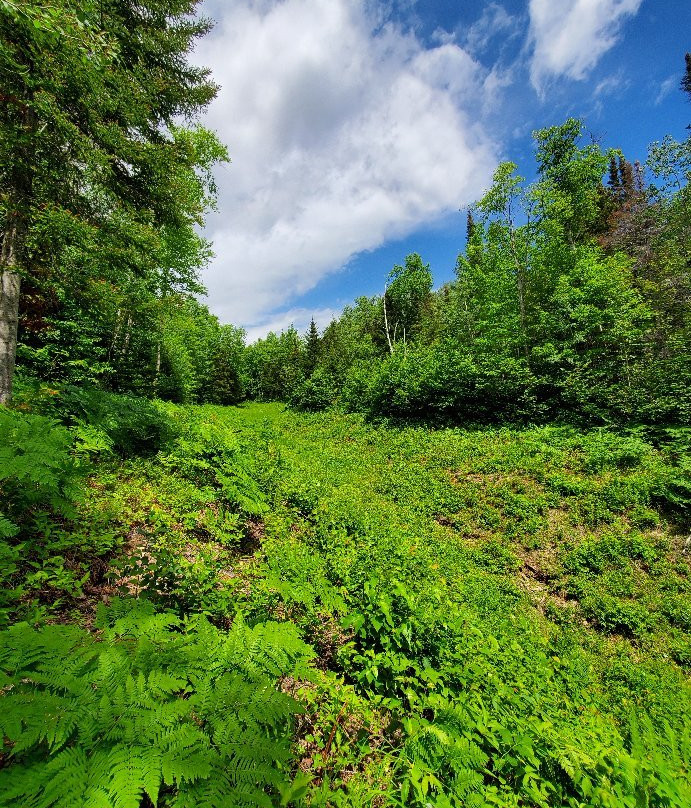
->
[131,402,691,805]
[2,401,690,807]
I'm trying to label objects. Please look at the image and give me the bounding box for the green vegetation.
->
[0,2,689,805]
[259,119,691,427]
[1,399,689,806]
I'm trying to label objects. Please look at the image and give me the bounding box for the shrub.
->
[289,368,337,412]
[32,385,176,457]
[0,409,80,533]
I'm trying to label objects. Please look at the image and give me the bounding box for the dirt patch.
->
[283,677,393,795]
[310,614,353,671]
[239,517,265,555]
[512,542,573,611]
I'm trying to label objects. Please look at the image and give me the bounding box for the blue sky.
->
[193,0,690,341]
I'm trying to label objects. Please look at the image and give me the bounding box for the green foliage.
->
[0,408,79,527]
[289,368,338,412]
[3,18,691,802]
[385,253,433,346]
[1,399,689,807]
[62,388,176,457]
[161,409,276,518]
[0,599,314,808]
[244,328,306,402]
[228,117,691,430]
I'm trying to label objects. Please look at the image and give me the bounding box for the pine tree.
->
[608,155,621,195]
[682,52,691,100]
[209,324,246,405]
[618,156,635,201]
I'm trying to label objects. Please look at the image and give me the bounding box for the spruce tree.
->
[304,317,321,377]
[608,156,621,197]
[618,156,635,202]
[682,52,691,100]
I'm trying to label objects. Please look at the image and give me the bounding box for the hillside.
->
[1,4,690,806]
[1,397,689,806]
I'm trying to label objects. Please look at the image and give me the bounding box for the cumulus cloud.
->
[193,0,497,334]
[528,0,642,92]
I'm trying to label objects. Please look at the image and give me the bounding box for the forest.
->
[0,2,690,807]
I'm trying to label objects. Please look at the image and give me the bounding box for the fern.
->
[0,599,314,808]
[399,707,489,808]
[0,409,80,520]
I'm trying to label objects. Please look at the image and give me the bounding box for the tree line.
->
[0,0,237,405]
[238,97,690,428]
[271,111,691,427]
[1,4,690,427]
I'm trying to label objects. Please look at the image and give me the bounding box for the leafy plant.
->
[0,599,315,808]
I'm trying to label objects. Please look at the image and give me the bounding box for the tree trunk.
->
[154,341,161,394]
[0,99,36,404]
[383,286,394,354]
[0,221,21,405]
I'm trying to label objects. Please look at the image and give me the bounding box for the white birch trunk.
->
[0,221,21,405]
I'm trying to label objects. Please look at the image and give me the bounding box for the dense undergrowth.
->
[1,387,690,807]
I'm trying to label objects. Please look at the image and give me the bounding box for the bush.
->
[34,386,177,457]
[0,408,87,622]
[345,345,539,423]
[161,412,275,518]
[0,409,80,533]
[289,368,337,411]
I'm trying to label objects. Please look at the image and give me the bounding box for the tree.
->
[466,210,476,244]
[0,0,221,403]
[384,254,432,350]
[304,318,321,377]
[682,52,691,101]
[608,155,621,194]
[244,328,305,401]
[208,324,246,405]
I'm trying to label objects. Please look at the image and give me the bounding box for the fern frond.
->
[0,600,312,808]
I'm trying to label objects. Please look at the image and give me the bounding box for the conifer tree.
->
[608,155,621,195]
[682,52,691,100]
[618,156,635,201]
[304,317,321,377]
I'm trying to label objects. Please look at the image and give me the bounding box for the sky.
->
[192,0,691,342]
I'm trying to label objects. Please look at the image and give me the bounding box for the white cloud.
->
[593,71,627,98]
[243,307,340,344]
[465,3,522,56]
[193,0,497,329]
[528,0,642,92]
[655,74,677,106]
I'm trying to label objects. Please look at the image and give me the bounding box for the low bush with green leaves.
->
[0,409,85,624]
